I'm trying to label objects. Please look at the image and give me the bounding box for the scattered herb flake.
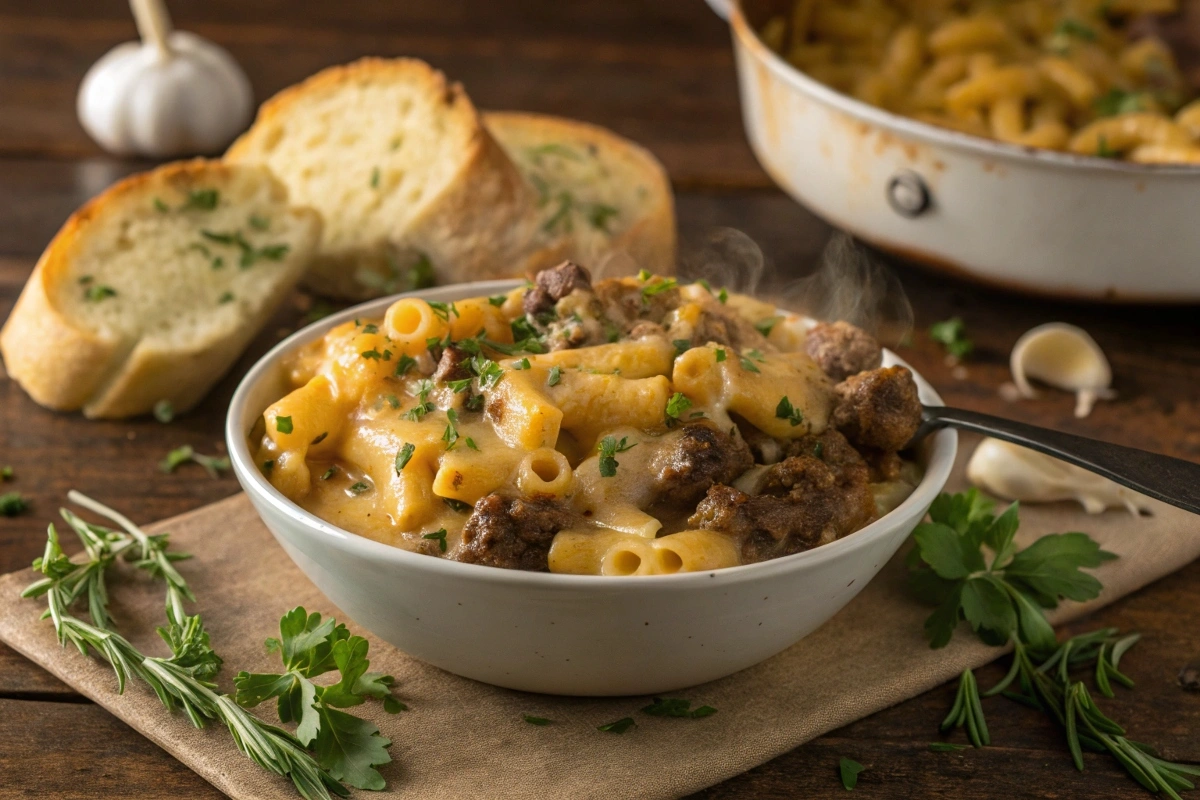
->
[218,291,235,304]
[839,758,865,790]
[370,167,381,188]
[739,355,761,373]
[248,214,270,231]
[775,396,804,427]
[0,492,29,517]
[422,528,448,552]
[394,354,417,377]
[641,697,716,718]
[349,481,371,495]
[321,466,337,480]
[597,435,636,478]
[755,316,782,337]
[442,409,460,450]
[929,742,969,752]
[275,416,294,435]
[159,445,230,479]
[310,432,328,446]
[488,294,507,307]
[395,443,415,474]
[672,339,692,358]
[547,366,562,387]
[84,284,117,302]
[523,715,552,726]
[597,717,636,734]
[182,189,219,211]
[665,392,693,424]
[929,317,973,359]
[717,288,729,304]
[262,460,275,473]
[153,400,175,424]
[513,358,531,370]
[153,197,169,213]
[715,348,727,363]
[443,498,471,513]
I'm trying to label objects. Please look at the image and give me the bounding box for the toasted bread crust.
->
[483,111,677,276]
[0,159,320,418]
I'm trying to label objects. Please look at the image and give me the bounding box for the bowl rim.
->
[226,279,957,590]
[728,0,1200,176]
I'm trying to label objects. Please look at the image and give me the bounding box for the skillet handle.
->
[916,405,1200,516]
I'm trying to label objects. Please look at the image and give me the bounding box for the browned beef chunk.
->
[831,366,921,452]
[689,451,875,564]
[782,428,864,469]
[804,321,883,381]
[523,261,594,316]
[433,345,472,384]
[648,422,754,508]
[455,494,576,571]
[593,279,680,328]
[863,450,903,482]
[684,301,771,352]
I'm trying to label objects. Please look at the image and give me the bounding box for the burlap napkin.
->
[1,447,1198,800]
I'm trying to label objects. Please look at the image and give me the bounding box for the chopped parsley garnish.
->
[310,432,328,445]
[839,758,865,790]
[442,408,460,450]
[470,356,505,390]
[370,167,381,188]
[641,697,717,718]
[153,400,174,423]
[775,396,804,427]
[159,445,230,479]
[465,437,479,451]
[637,269,651,281]
[1094,89,1150,118]
[348,481,371,495]
[813,441,824,460]
[717,287,729,303]
[394,353,417,377]
[262,460,275,473]
[218,291,235,304]
[523,715,552,726]
[929,742,969,753]
[321,466,337,480]
[528,142,583,162]
[0,466,11,481]
[715,348,727,363]
[755,316,782,337]
[665,392,693,425]
[84,284,117,302]
[447,378,473,393]
[929,317,973,359]
[362,323,379,334]
[488,294,507,307]
[395,443,415,473]
[182,189,219,211]
[0,492,28,517]
[547,366,562,387]
[465,394,485,412]
[153,197,169,212]
[1096,134,1117,159]
[640,277,678,303]
[275,416,294,434]
[603,319,621,344]
[200,229,289,269]
[597,717,636,734]
[427,301,457,322]
[248,214,269,231]
[361,348,384,360]
[587,203,619,232]
[422,528,448,552]
[696,278,712,293]
[513,358,531,370]
[385,394,401,409]
[672,339,691,358]
[739,355,761,373]
[443,498,471,513]
[511,316,540,342]
[597,435,636,478]
[404,381,436,421]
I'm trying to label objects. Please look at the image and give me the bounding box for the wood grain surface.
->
[1,1,1199,798]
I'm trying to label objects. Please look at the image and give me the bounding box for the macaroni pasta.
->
[758,0,1200,162]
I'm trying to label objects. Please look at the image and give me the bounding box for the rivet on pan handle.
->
[886,170,932,218]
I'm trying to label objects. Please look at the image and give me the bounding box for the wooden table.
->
[2,1,1199,797]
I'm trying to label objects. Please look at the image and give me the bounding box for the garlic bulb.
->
[1010,323,1114,418]
[966,437,1147,515]
[77,0,252,158]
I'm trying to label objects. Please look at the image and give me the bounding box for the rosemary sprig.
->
[21,492,349,800]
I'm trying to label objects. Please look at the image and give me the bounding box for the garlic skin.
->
[967,437,1147,515]
[1010,323,1115,418]
[77,31,252,158]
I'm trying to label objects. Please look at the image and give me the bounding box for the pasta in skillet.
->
[253,263,924,575]
[758,0,1200,162]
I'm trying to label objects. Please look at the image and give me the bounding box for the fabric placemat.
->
[2,453,1199,800]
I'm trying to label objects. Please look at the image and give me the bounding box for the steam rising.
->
[785,234,913,347]
[678,228,768,297]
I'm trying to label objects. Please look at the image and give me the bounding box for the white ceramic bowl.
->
[227,281,957,696]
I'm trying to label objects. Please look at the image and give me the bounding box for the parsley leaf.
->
[523,714,552,726]
[159,445,231,479]
[839,758,865,790]
[233,607,401,790]
[442,409,460,450]
[488,294,507,307]
[153,400,175,423]
[597,717,636,734]
[665,392,693,425]
[641,697,717,718]
[775,396,804,427]
[929,317,973,359]
[395,443,415,474]
[641,277,678,303]
[547,365,562,387]
[755,316,782,337]
[715,348,726,363]
[739,354,761,373]
[182,188,219,211]
[0,492,29,517]
[84,284,117,302]
[394,353,417,377]
[597,435,636,478]
[443,498,471,513]
[513,357,531,370]
[276,416,294,434]
[349,482,371,495]
[909,491,1115,650]
[422,529,448,552]
[470,356,504,390]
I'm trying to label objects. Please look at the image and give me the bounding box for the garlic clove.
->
[1009,322,1114,418]
[966,437,1148,515]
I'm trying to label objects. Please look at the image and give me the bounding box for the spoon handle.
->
[916,405,1200,516]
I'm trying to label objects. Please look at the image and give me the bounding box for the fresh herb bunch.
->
[234,607,406,791]
[911,490,1199,798]
[22,492,403,800]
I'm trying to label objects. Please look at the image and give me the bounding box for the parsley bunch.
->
[234,608,405,791]
[911,490,1199,797]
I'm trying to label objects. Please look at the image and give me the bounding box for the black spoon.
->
[913,405,1200,516]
